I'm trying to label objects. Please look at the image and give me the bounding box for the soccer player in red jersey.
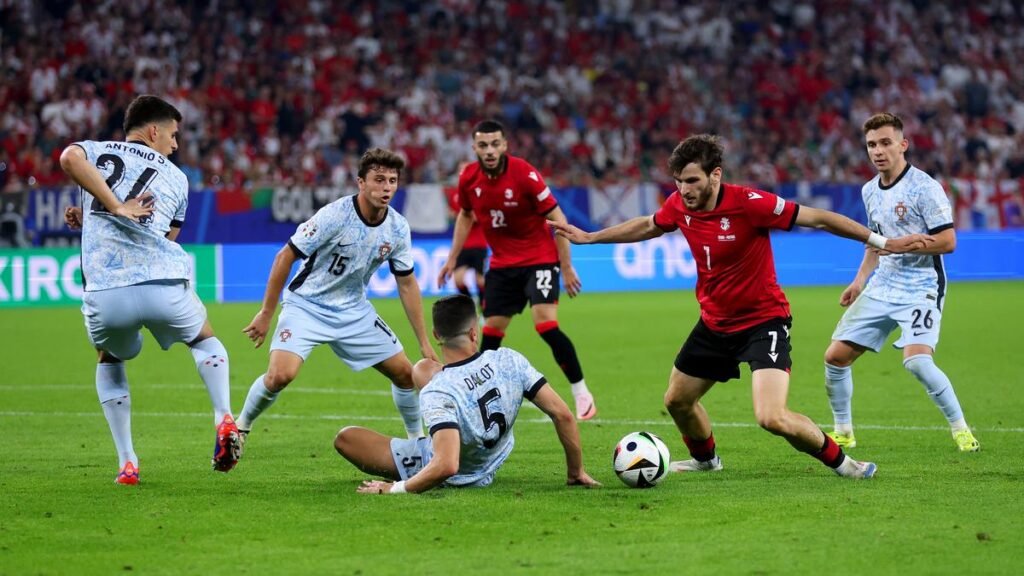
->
[445,162,488,311]
[551,134,934,478]
[438,120,596,420]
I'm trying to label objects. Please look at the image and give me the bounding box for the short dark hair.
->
[432,295,478,343]
[862,112,904,135]
[667,134,724,177]
[472,119,506,137]
[357,148,405,179]
[123,95,182,134]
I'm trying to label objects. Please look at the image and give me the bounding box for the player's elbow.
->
[434,457,460,479]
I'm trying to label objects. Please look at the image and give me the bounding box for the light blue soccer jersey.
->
[76,140,192,291]
[861,165,953,308]
[284,195,414,314]
[420,348,547,487]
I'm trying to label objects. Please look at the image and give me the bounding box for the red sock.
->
[683,432,716,462]
[813,433,845,468]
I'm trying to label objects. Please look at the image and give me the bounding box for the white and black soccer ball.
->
[613,431,671,488]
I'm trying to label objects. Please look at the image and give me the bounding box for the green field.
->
[2,283,1022,575]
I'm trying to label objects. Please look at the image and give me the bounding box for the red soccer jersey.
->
[458,155,559,268]
[446,185,487,249]
[653,183,800,333]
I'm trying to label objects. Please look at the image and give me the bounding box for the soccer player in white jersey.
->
[824,113,979,452]
[335,294,599,494]
[239,148,438,451]
[60,95,241,484]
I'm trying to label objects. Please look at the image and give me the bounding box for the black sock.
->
[539,327,584,383]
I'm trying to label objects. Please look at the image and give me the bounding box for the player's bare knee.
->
[334,427,357,455]
[263,369,295,392]
[755,410,788,435]
[663,390,694,415]
[824,342,858,367]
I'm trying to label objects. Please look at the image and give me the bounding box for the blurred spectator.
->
[1,0,1022,192]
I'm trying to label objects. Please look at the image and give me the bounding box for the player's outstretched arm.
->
[530,384,600,487]
[243,244,298,347]
[59,145,155,223]
[550,215,664,246]
[396,273,440,362]
[794,206,934,254]
[438,209,475,288]
[357,429,460,495]
[545,206,582,297]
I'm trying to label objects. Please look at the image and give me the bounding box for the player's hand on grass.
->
[839,282,864,307]
[113,192,156,222]
[357,480,398,495]
[884,233,934,254]
[64,206,83,230]
[242,309,273,348]
[548,221,591,244]
[567,471,601,487]
[561,264,582,298]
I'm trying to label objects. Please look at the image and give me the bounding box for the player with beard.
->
[551,134,934,479]
[438,120,596,421]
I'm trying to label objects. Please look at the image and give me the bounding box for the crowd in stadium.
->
[2,0,1023,194]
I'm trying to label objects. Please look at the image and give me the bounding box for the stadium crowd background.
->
[1,0,1023,195]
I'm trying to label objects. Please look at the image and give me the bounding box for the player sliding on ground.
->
[552,134,934,479]
[336,295,600,494]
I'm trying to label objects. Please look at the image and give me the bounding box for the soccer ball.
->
[613,431,671,488]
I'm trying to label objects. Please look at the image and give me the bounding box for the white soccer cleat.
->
[573,391,597,421]
[834,456,877,479]
[669,456,723,473]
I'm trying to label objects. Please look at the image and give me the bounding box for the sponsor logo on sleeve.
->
[773,196,785,216]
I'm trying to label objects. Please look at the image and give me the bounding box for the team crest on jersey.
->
[894,201,908,221]
[720,217,731,231]
[299,222,318,238]
[379,241,392,259]
[279,329,292,342]
[505,189,514,199]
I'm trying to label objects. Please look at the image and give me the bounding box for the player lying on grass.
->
[335,295,600,493]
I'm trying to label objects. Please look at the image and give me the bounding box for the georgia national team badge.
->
[720,217,731,231]
[379,242,392,259]
[895,201,908,221]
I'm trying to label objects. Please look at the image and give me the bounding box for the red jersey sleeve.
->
[516,160,558,215]
[652,192,682,231]
[457,168,474,213]
[740,187,800,231]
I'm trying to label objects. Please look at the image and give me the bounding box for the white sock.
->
[237,374,278,431]
[570,379,589,397]
[904,354,966,424]
[391,384,423,438]
[949,418,969,432]
[101,395,136,468]
[825,363,854,431]
[97,363,136,468]
[190,337,231,424]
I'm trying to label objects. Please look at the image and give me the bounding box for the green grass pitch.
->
[2,282,1022,575]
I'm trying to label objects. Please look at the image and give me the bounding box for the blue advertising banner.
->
[218,231,1024,302]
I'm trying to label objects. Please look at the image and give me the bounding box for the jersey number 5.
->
[476,388,508,449]
[89,154,158,225]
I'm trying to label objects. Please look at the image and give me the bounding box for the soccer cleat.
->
[827,430,857,449]
[115,462,139,485]
[212,414,241,472]
[237,428,249,459]
[834,456,877,479]
[670,456,723,473]
[953,428,980,452]
[573,391,597,421]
